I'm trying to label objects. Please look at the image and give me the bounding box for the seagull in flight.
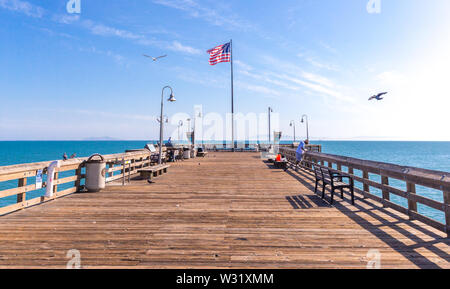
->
[143,54,167,61]
[369,92,388,101]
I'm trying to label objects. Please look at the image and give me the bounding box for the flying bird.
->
[369,92,388,101]
[143,54,167,61]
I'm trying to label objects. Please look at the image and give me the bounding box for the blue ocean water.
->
[0,141,449,224]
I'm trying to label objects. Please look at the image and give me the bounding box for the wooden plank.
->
[0,184,36,199]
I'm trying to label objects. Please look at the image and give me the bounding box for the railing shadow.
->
[283,167,450,269]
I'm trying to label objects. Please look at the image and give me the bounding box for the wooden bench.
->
[274,160,288,170]
[319,166,355,205]
[197,151,208,158]
[138,164,170,182]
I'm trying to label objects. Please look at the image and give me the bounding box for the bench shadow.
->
[283,166,450,269]
[286,195,330,210]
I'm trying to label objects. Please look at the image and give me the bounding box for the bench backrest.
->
[320,167,332,183]
[313,165,323,180]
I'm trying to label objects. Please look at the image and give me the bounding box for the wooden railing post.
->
[348,166,354,176]
[407,182,417,219]
[443,190,449,237]
[381,176,390,207]
[17,177,27,204]
[362,170,369,199]
[122,157,126,186]
[53,171,59,196]
[75,167,82,191]
[108,163,113,178]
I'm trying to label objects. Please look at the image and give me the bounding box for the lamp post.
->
[158,86,176,164]
[268,107,273,143]
[301,114,309,142]
[290,120,296,143]
[177,120,183,141]
[187,118,191,133]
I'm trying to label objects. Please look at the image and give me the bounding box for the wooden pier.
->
[0,151,449,268]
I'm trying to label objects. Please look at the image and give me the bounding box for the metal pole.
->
[268,107,271,143]
[159,89,164,165]
[230,39,235,151]
[301,115,309,142]
[306,116,309,142]
[293,122,296,143]
[159,86,173,165]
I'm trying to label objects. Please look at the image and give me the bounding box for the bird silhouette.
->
[369,92,388,101]
[143,54,167,61]
[62,153,68,161]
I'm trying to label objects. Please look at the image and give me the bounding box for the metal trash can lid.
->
[86,154,105,163]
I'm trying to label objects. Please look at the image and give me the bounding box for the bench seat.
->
[138,164,170,181]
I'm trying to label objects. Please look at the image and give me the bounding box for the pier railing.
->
[279,147,450,237]
[0,150,156,216]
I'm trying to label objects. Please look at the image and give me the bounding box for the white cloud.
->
[236,82,279,97]
[153,0,253,30]
[52,14,80,24]
[78,46,126,65]
[0,1,202,57]
[170,41,202,55]
[234,60,253,72]
[0,0,44,18]
[81,20,142,40]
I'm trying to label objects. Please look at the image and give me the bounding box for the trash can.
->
[85,154,106,192]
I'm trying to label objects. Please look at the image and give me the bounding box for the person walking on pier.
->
[296,139,309,165]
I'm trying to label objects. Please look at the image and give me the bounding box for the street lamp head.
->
[168,93,176,102]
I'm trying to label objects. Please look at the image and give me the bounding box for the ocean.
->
[0,141,449,223]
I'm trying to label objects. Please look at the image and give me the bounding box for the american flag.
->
[207,42,231,65]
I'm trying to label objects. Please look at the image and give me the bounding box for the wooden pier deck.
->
[0,152,449,269]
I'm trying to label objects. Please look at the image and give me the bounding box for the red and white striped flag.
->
[207,42,231,65]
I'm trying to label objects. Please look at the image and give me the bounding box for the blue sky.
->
[0,0,449,141]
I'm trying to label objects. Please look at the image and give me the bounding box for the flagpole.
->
[230,39,235,151]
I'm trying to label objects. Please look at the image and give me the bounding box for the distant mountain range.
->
[82,137,120,141]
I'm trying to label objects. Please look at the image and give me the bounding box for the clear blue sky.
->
[1,0,449,141]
